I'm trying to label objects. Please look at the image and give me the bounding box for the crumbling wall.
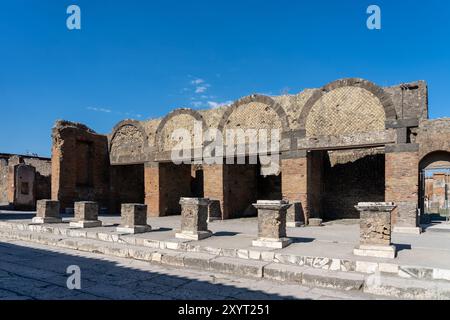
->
[52,120,110,211]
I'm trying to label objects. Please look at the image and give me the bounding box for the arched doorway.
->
[419,151,450,222]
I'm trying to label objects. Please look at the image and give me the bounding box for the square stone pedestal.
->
[252,200,292,249]
[354,202,397,259]
[32,200,61,224]
[70,201,102,228]
[176,198,212,241]
[286,202,305,227]
[117,204,151,234]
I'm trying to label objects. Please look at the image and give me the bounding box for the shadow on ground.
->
[0,241,300,300]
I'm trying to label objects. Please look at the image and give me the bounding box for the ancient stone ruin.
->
[19,77,444,235]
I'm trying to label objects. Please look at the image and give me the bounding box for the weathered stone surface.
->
[354,202,397,259]
[70,201,101,228]
[176,198,212,240]
[32,200,61,224]
[118,204,151,234]
[252,200,292,249]
[286,202,304,227]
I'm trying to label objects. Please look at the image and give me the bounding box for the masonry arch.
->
[155,108,206,155]
[419,151,450,221]
[109,120,149,214]
[299,78,396,137]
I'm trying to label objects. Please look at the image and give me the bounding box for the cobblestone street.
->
[0,239,382,300]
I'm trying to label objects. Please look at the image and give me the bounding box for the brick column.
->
[203,164,227,219]
[385,144,421,234]
[144,162,160,217]
[281,152,309,223]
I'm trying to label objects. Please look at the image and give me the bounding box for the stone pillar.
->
[176,198,212,240]
[117,203,152,234]
[70,201,102,228]
[32,200,61,224]
[252,200,292,248]
[281,154,310,223]
[286,202,305,227]
[354,202,397,259]
[385,145,421,234]
[203,164,227,219]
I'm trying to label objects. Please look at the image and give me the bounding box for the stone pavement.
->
[0,239,383,300]
[1,211,450,299]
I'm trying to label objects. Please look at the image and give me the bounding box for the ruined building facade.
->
[50,78,450,232]
[0,153,51,210]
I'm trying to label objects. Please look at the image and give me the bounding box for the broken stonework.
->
[32,200,61,224]
[252,200,292,249]
[117,204,151,234]
[354,202,397,259]
[176,198,212,240]
[70,201,102,228]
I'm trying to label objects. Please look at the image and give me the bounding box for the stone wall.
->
[322,152,385,220]
[110,164,145,214]
[51,121,110,211]
[0,154,51,207]
[0,159,8,203]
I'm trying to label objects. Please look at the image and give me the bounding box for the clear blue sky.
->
[1,1,449,157]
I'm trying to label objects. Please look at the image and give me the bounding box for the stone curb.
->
[1,220,449,283]
[1,227,450,299]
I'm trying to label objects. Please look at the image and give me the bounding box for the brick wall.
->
[281,156,309,220]
[110,164,145,214]
[52,121,110,211]
[145,162,192,216]
[322,153,385,219]
[385,151,419,227]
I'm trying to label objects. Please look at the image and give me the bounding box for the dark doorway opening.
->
[110,164,145,215]
[309,149,385,221]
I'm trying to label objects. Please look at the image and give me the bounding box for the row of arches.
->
[109,78,397,159]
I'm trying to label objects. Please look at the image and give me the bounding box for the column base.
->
[252,237,292,249]
[175,230,212,241]
[286,221,305,228]
[70,220,102,228]
[117,225,152,234]
[353,244,397,259]
[393,226,422,235]
[32,217,62,224]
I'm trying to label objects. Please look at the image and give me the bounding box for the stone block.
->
[70,201,102,228]
[117,204,151,234]
[308,218,323,227]
[207,199,222,222]
[286,202,305,227]
[354,202,397,259]
[32,200,61,224]
[252,200,292,249]
[176,198,212,240]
